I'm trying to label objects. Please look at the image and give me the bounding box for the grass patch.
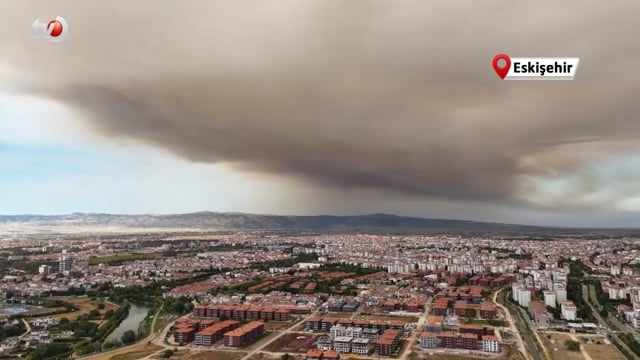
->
[110,350,159,360]
[153,313,177,333]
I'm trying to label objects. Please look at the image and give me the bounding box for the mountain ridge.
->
[2,211,640,235]
[0,211,571,233]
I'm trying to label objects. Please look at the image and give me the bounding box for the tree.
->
[121,330,136,344]
[88,309,101,319]
[162,349,174,358]
[59,317,70,326]
[98,302,106,310]
[281,354,292,360]
[104,309,115,319]
[565,340,581,351]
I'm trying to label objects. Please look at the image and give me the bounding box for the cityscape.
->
[2,1,640,360]
[0,215,639,360]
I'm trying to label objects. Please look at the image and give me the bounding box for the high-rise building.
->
[59,250,73,274]
[38,264,52,275]
[543,291,557,308]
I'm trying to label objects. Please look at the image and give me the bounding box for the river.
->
[105,302,150,343]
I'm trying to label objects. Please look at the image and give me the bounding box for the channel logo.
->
[492,53,580,80]
[32,16,69,42]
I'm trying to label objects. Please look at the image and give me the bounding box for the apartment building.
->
[561,301,577,321]
[419,332,438,349]
[482,335,500,353]
[223,321,265,347]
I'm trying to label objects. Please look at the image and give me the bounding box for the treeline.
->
[251,253,319,271]
[0,320,26,342]
[316,263,383,276]
[586,279,630,316]
[88,254,156,265]
[29,342,72,360]
[107,268,228,304]
[59,318,98,337]
[140,296,193,339]
[36,268,230,306]
[0,260,59,275]
[563,259,594,321]
[74,303,130,356]
[619,332,640,357]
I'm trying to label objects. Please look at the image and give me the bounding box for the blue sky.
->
[0,94,309,215]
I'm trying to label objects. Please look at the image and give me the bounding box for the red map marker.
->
[492,53,511,79]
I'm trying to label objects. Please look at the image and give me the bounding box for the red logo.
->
[33,16,69,42]
[47,19,64,38]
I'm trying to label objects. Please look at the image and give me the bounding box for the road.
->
[511,302,550,360]
[494,288,533,360]
[19,318,31,340]
[240,310,319,360]
[398,297,431,360]
[582,284,640,360]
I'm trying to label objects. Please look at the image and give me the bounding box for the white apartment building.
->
[612,266,621,276]
[629,287,640,303]
[561,301,577,321]
[351,338,370,354]
[554,283,567,305]
[420,333,438,349]
[333,336,352,353]
[330,325,347,338]
[609,287,628,301]
[345,327,362,339]
[38,265,52,275]
[482,336,500,353]
[543,291,557,308]
[512,283,531,308]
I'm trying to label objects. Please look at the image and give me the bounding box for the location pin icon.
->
[492,53,511,80]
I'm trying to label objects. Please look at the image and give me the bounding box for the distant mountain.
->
[0,211,546,233]
[2,211,639,235]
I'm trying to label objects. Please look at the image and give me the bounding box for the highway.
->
[495,289,542,360]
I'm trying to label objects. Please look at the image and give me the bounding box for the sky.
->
[1,1,640,227]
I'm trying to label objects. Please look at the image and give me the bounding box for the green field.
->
[88,254,156,265]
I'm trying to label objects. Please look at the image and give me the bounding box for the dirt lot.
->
[249,353,304,360]
[49,296,118,322]
[542,333,585,360]
[319,312,354,319]
[87,343,163,360]
[540,333,624,360]
[580,337,625,360]
[181,350,247,360]
[264,322,291,331]
[410,352,497,360]
[412,342,524,360]
[242,331,280,351]
[265,332,320,353]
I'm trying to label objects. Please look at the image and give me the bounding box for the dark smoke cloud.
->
[1,0,640,210]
